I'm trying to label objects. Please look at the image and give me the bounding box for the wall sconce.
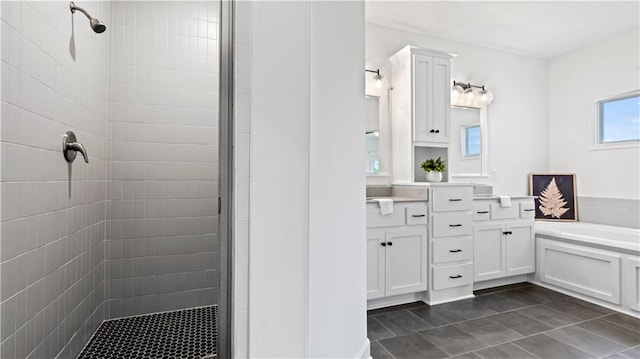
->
[452,81,494,104]
[366,69,384,88]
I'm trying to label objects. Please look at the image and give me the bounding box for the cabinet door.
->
[505,222,535,276]
[385,227,428,296]
[431,57,450,143]
[474,223,506,281]
[367,230,386,300]
[412,54,434,142]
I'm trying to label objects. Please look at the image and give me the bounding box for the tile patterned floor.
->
[78,306,217,359]
[368,284,640,359]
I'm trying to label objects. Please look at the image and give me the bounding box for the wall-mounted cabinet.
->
[390,45,453,183]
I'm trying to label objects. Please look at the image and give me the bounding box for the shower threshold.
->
[78,305,217,359]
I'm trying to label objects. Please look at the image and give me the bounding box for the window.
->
[462,124,481,157]
[596,91,640,144]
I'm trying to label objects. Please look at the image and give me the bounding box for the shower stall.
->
[0,1,232,358]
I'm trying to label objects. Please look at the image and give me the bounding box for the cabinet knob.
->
[435,129,440,133]
[387,242,393,246]
[381,242,387,247]
[449,224,463,227]
[449,275,462,279]
[449,249,462,253]
[429,129,435,133]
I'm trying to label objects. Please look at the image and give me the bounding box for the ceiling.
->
[365,1,640,59]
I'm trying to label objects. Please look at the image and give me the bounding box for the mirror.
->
[365,95,381,174]
[449,105,489,178]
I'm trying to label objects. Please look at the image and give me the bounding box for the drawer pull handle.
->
[476,211,489,214]
[387,242,393,246]
[412,214,426,218]
[449,224,463,227]
[381,242,386,247]
[503,231,513,235]
[449,198,463,202]
[449,249,462,253]
[449,275,462,279]
[524,209,535,212]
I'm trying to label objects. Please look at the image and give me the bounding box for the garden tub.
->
[534,221,640,317]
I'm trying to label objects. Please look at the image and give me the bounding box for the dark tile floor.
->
[78,306,217,359]
[368,283,640,359]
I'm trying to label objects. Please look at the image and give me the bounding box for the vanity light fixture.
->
[452,81,494,104]
[366,69,384,88]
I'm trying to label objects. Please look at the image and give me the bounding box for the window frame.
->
[592,90,640,150]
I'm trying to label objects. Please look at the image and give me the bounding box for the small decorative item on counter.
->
[421,157,446,182]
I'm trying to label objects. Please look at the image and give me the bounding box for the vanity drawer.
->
[432,239,473,264]
[473,202,491,221]
[520,202,536,218]
[432,263,473,290]
[366,206,404,228]
[490,203,519,220]
[406,205,428,225]
[431,187,473,212]
[432,213,473,238]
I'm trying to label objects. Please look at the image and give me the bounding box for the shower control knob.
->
[63,131,89,163]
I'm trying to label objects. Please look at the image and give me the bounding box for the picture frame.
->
[529,173,578,221]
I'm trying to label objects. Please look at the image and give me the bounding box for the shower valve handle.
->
[63,131,89,163]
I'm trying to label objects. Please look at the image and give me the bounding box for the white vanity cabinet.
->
[366,202,428,301]
[389,45,453,183]
[473,198,536,283]
[427,185,475,304]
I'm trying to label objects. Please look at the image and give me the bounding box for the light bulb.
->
[375,78,382,88]
[479,89,493,104]
[451,85,464,100]
[464,87,475,100]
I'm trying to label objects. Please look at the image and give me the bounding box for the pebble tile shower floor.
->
[78,306,217,359]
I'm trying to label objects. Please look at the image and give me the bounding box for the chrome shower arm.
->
[70,2,92,20]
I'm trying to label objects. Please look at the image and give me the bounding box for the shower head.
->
[70,1,106,33]
[89,17,106,33]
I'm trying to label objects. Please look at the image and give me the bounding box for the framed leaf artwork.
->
[529,173,578,221]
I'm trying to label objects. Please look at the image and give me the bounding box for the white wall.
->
[307,1,368,358]
[1,1,110,357]
[549,29,640,200]
[250,2,310,356]
[249,1,367,357]
[366,23,550,195]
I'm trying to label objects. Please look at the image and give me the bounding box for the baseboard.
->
[473,275,529,290]
[356,338,371,359]
[367,292,427,310]
[426,294,474,306]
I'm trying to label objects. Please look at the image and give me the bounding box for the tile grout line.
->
[370,314,402,338]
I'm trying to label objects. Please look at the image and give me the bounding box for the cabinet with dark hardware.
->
[473,198,536,282]
[388,45,453,183]
[366,202,428,302]
[427,185,475,304]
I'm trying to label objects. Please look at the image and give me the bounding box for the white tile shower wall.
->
[105,1,219,319]
[233,1,250,357]
[0,1,110,358]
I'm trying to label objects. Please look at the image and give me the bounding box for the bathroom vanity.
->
[366,185,536,309]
